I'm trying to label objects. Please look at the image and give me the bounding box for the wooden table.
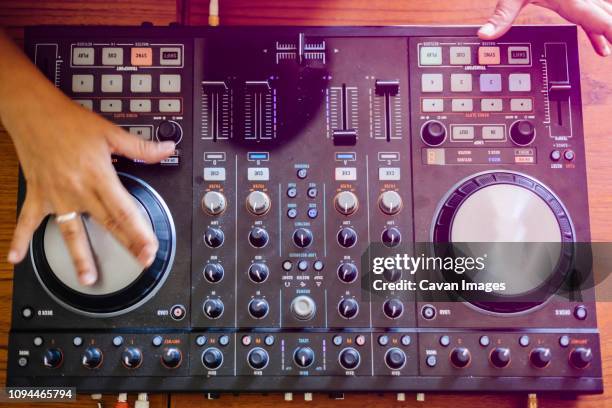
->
[0,1,610,407]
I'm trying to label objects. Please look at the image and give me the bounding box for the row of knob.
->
[203,296,406,320]
[444,346,593,369]
[202,190,403,217]
[43,346,183,369]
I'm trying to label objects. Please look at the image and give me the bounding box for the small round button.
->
[246,191,271,216]
[378,335,389,346]
[530,347,552,368]
[439,335,450,347]
[307,188,318,198]
[401,335,411,346]
[337,227,357,248]
[421,120,447,146]
[381,227,401,248]
[490,347,511,368]
[421,305,436,320]
[313,260,324,271]
[355,335,366,346]
[332,335,343,346]
[248,297,269,319]
[334,191,359,216]
[161,347,182,369]
[287,208,297,219]
[293,228,313,248]
[287,187,297,198]
[157,120,183,144]
[337,263,358,283]
[570,347,593,369]
[574,305,588,320]
[385,348,406,370]
[519,335,530,347]
[264,335,275,346]
[550,150,562,161]
[450,347,471,368]
[202,191,227,216]
[307,208,318,219]
[203,263,224,283]
[82,347,103,369]
[170,304,186,321]
[426,355,437,367]
[479,335,490,347]
[298,260,308,271]
[152,336,163,347]
[294,347,315,368]
[559,335,570,348]
[383,298,404,319]
[112,336,124,347]
[21,307,33,319]
[282,260,293,271]
[73,337,83,347]
[202,347,223,370]
[248,227,269,248]
[291,295,316,321]
[297,168,308,179]
[379,191,403,215]
[247,347,269,370]
[564,149,575,161]
[121,347,143,369]
[204,227,224,248]
[248,263,270,283]
[43,348,63,368]
[338,298,359,319]
[18,357,28,367]
[33,337,43,347]
[510,120,536,146]
[218,335,230,346]
[195,336,207,347]
[339,347,360,370]
[203,298,224,319]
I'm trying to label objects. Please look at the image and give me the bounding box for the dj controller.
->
[7,25,603,394]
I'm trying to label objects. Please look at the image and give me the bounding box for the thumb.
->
[479,0,527,40]
[108,128,175,164]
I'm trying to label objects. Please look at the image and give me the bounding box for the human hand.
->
[479,0,612,56]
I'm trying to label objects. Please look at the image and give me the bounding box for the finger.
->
[107,126,175,164]
[557,0,612,44]
[586,30,612,56]
[8,195,47,263]
[478,0,527,39]
[55,213,98,286]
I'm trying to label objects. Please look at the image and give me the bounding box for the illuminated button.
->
[479,335,490,347]
[420,46,442,65]
[248,167,270,181]
[100,99,122,113]
[101,74,123,93]
[508,46,530,65]
[335,167,357,181]
[159,99,181,113]
[72,47,94,65]
[510,98,533,112]
[72,75,94,93]
[74,100,93,110]
[451,99,473,112]
[450,46,471,65]
[401,335,411,346]
[451,126,474,141]
[203,167,226,181]
[426,355,437,367]
[160,47,182,66]
[378,167,400,181]
[130,74,152,93]
[480,74,502,92]
[564,150,575,161]
[131,47,153,66]
[482,126,505,140]
[481,98,503,112]
[422,99,444,113]
[102,47,123,65]
[160,74,181,93]
[509,73,531,92]
[450,73,472,92]
[478,46,500,65]
[130,99,151,113]
[421,73,443,92]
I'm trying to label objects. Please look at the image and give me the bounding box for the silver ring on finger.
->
[55,212,79,224]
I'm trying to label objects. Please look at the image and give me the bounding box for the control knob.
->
[339,347,361,370]
[203,298,224,319]
[490,347,511,368]
[338,298,359,319]
[248,263,270,283]
[337,227,357,248]
[337,262,358,283]
[510,120,536,146]
[82,346,103,369]
[121,347,143,369]
[293,228,313,248]
[246,191,271,215]
[248,297,269,319]
[161,347,182,369]
[203,263,224,283]
[383,268,401,282]
[294,346,315,368]
[383,298,404,319]
[247,347,269,370]
[381,227,402,248]
[43,348,63,368]
[204,226,224,248]
[379,191,402,215]
[385,347,406,370]
[530,347,552,368]
[450,347,471,368]
[334,191,359,216]
[157,120,183,144]
[248,227,269,248]
[202,347,224,370]
[570,347,593,369]
[202,191,227,215]
[421,120,446,146]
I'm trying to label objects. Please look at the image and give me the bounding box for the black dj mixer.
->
[7,25,603,394]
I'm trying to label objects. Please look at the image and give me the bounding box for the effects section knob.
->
[334,191,359,216]
[248,297,269,319]
[293,228,313,248]
[247,347,269,370]
[121,347,143,369]
[530,347,552,368]
[246,191,271,216]
[248,263,270,283]
[450,347,471,368]
[202,191,227,216]
[510,120,536,146]
[202,347,223,370]
[161,347,182,369]
[385,347,406,370]
[249,227,269,248]
[381,227,401,248]
[204,227,224,248]
[337,263,358,283]
[157,120,183,144]
[337,227,357,248]
[490,347,511,368]
[421,120,447,146]
[570,347,593,369]
[294,347,315,368]
[203,263,224,283]
[291,295,316,321]
[43,348,63,368]
[203,298,224,319]
[338,298,359,319]
[379,191,402,215]
[82,346,103,369]
[339,347,360,370]
[383,298,404,319]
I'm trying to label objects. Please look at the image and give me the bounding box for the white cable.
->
[134,393,149,408]
[209,0,220,26]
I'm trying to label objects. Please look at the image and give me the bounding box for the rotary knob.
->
[161,347,182,369]
[383,268,401,282]
[337,227,357,248]
[570,347,593,369]
[202,347,223,370]
[291,295,316,321]
[530,347,552,368]
[247,347,269,370]
[202,191,227,216]
[334,191,359,216]
[121,347,143,369]
[248,297,269,319]
[203,263,224,283]
[510,120,536,146]
[379,191,403,215]
[82,346,103,369]
[490,347,511,368]
[383,298,404,319]
[246,191,271,216]
[421,120,446,146]
[203,298,224,319]
[385,347,406,370]
[339,347,360,370]
[381,227,401,248]
[248,263,270,283]
[248,227,269,248]
[450,347,471,368]
[43,348,63,368]
[294,346,315,368]
[157,120,183,144]
[338,298,359,319]
[292,228,313,248]
[337,262,358,283]
[204,226,224,248]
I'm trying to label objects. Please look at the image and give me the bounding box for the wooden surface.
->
[0,0,611,407]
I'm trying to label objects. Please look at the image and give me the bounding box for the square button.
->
[451,99,473,112]
[480,74,502,92]
[450,73,472,92]
[130,99,152,113]
[101,75,123,93]
[74,99,93,110]
[478,46,500,65]
[450,46,471,65]
[159,99,181,113]
[160,74,181,93]
[130,75,152,93]
[510,98,533,112]
[420,46,442,66]
[509,73,531,92]
[72,74,94,93]
[482,126,505,140]
[100,99,122,113]
[131,47,153,66]
[72,47,94,66]
[508,46,530,64]
[422,98,444,112]
[129,126,152,141]
[160,47,182,66]
[452,126,475,140]
[481,98,503,112]
[421,74,443,92]
[102,47,123,65]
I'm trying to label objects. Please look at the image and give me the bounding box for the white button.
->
[129,126,151,140]
[421,74,443,92]
[100,99,122,113]
[72,75,94,93]
[72,47,94,65]
[449,46,471,65]
[510,98,533,112]
[451,99,473,112]
[101,74,122,93]
[160,47,182,66]
[482,126,505,140]
[74,99,93,110]
[378,167,400,181]
[130,74,152,93]
[481,98,503,112]
[248,167,270,181]
[450,73,472,92]
[509,73,531,92]
[160,74,181,93]
[480,74,502,92]
[130,99,151,112]
[508,46,530,64]
[422,99,444,112]
[102,47,123,65]
[159,99,181,113]
[335,167,357,181]
[204,167,226,181]
[452,126,475,140]
[420,46,442,65]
